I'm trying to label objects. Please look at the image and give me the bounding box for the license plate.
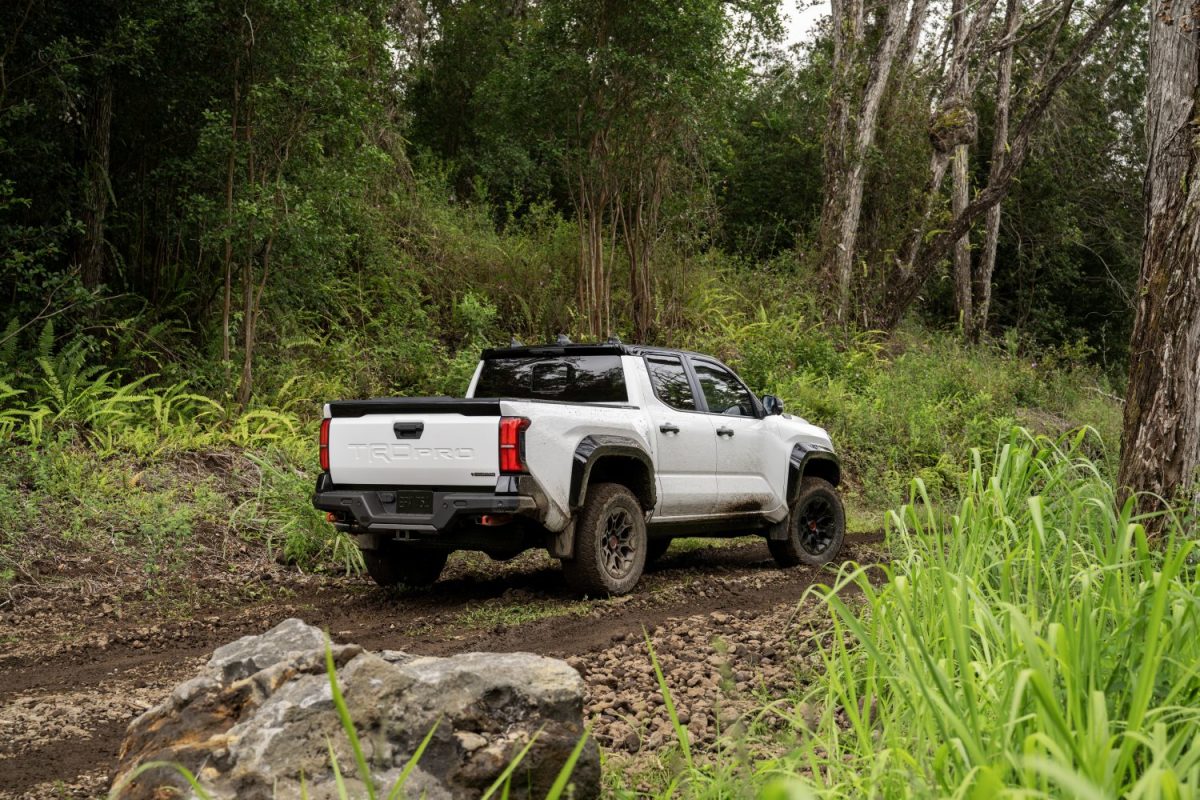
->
[394,490,433,515]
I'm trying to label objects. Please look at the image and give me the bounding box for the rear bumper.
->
[312,472,538,534]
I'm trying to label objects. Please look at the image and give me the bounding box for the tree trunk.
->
[626,232,653,342]
[949,0,972,330]
[951,143,971,327]
[236,68,257,409]
[877,0,1129,328]
[620,158,665,343]
[237,255,255,408]
[970,0,1021,341]
[815,0,863,322]
[574,125,616,339]
[79,74,113,290]
[892,0,992,317]
[576,187,609,339]
[817,0,921,325]
[222,62,240,364]
[1117,0,1200,526]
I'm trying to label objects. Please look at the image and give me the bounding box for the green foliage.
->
[673,268,1121,508]
[0,441,225,598]
[794,428,1200,796]
[244,452,364,575]
[977,3,1145,364]
[324,638,379,799]
[0,0,1145,399]
[716,54,828,259]
[545,730,594,800]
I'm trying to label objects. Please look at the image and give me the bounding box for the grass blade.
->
[325,636,376,800]
[544,730,591,800]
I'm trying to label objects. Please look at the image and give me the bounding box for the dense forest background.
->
[0,0,1144,579]
[1,0,1144,397]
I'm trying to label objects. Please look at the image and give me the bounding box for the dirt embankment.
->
[0,534,884,799]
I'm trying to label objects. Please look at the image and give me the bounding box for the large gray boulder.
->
[111,618,599,799]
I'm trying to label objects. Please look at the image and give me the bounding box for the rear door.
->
[643,354,719,518]
[688,357,779,514]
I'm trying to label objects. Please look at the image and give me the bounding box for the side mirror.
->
[762,394,784,416]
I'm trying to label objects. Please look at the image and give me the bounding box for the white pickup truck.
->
[314,340,844,596]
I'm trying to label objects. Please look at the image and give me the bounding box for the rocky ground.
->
[0,534,885,798]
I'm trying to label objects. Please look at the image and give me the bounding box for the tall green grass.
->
[788,428,1200,797]
[612,429,1199,797]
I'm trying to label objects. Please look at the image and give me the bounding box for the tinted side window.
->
[475,355,627,402]
[646,356,696,411]
[692,361,755,416]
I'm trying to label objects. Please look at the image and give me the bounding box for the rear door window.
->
[646,356,697,411]
[475,355,628,402]
[692,360,756,416]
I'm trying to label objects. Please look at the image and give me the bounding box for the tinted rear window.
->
[646,356,696,410]
[475,355,628,403]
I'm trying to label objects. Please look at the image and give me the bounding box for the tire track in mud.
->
[0,533,884,798]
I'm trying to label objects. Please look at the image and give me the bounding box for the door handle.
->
[716,427,735,437]
[659,423,681,434]
[393,422,424,439]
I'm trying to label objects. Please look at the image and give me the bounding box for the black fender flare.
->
[786,443,841,505]
[569,435,657,511]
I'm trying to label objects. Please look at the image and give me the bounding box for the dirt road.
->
[0,534,884,798]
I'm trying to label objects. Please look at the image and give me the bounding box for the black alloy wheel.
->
[769,476,846,568]
[600,507,638,580]
[796,495,837,556]
[562,482,648,596]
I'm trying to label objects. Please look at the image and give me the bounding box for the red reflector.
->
[319,418,331,472]
[499,416,530,474]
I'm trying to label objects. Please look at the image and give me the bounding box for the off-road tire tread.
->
[769,477,845,568]
[562,482,647,596]
[362,544,448,588]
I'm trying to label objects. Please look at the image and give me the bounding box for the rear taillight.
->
[319,418,331,471]
[499,416,530,474]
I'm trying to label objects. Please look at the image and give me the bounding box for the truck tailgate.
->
[327,412,500,487]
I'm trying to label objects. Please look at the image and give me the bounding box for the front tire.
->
[362,542,448,588]
[769,477,845,568]
[562,483,647,596]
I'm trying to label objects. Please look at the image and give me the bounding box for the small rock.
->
[455,731,488,752]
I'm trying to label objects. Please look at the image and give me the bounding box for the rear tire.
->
[563,483,647,596]
[362,542,448,588]
[769,477,845,568]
